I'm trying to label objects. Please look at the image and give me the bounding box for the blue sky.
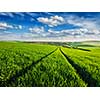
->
[0,12,100,41]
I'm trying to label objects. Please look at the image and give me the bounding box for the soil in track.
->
[59,48,98,87]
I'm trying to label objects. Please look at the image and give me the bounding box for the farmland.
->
[0,41,100,87]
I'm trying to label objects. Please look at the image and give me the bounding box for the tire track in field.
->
[59,47,98,87]
[63,46,91,52]
[3,48,58,86]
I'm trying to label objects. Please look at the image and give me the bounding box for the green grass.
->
[0,42,100,87]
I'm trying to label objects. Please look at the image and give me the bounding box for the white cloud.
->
[37,15,64,27]
[0,32,100,42]
[15,25,23,30]
[48,29,60,34]
[29,26,50,37]
[47,27,100,38]
[37,14,100,35]
[0,22,13,30]
[18,25,22,29]
[29,26,44,33]
[0,22,23,30]
[51,15,64,22]
[0,13,100,42]
[0,12,14,18]
[65,15,100,35]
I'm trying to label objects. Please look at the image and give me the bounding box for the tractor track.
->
[59,47,98,87]
[1,48,58,87]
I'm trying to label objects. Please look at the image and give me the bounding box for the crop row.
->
[9,49,87,87]
[61,47,100,86]
[0,42,56,86]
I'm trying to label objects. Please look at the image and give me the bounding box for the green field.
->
[0,41,100,87]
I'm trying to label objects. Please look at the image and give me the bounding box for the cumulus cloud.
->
[0,32,34,41]
[65,15,100,35]
[0,13,100,42]
[48,29,60,34]
[29,26,45,33]
[0,22,13,30]
[0,32,100,42]
[15,25,23,29]
[37,14,100,36]
[47,27,100,38]
[18,25,22,29]
[0,22,23,30]
[37,15,64,27]
[0,32,49,41]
